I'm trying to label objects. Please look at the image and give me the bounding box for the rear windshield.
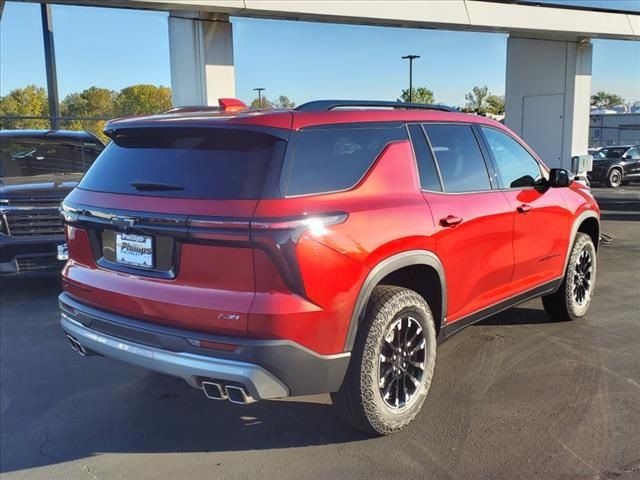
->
[0,137,102,177]
[78,128,284,199]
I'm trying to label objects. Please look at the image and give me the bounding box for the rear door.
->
[62,126,287,336]
[478,126,570,291]
[411,123,515,324]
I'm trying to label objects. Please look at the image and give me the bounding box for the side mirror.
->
[548,168,571,188]
[624,155,633,160]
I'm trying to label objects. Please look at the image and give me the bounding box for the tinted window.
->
[481,127,542,188]
[423,124,491,193]
[408,125,442,191]
[79,128,283,199]
[626,148,639,159]
[284,125,406,196]
[596,147,627,159]
[0,137,102,177]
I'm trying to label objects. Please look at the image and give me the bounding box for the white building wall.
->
[505,36,593,170]
[168,13,235,107]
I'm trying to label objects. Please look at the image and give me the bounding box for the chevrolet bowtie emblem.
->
[111,215,138,228]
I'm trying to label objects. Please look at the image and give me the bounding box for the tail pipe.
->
[201,380,255,404]
[66,334,98,357]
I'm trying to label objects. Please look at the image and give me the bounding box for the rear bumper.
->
[59,292,350,399]
[0,234,66,275]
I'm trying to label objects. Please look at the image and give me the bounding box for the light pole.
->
[253,87,266,108]
[401,55,420,103]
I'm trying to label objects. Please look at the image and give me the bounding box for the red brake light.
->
[218,98,247,112]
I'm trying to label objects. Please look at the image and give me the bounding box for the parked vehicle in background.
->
[588,147,601,156]
[588,144,640,187]
[0,130,104,276]
[59,99,600,434]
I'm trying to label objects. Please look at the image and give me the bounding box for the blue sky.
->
[1,0,639,106]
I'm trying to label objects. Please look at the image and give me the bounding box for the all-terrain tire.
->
[331,286,437,435]
[542,232,597,321]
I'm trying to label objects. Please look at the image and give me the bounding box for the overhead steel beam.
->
[19,0,640,41]
[40,3,61,130]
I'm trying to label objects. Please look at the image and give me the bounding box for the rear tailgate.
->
[61,126,287,336]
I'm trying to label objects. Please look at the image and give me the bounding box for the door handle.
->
[440,215,463,227]
[517,204,533,214]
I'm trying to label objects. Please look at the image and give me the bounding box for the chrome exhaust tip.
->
[202,381,226,400]
[66,334,87,357]
[225,385,254,404]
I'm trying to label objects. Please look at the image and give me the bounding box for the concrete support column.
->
[505,36,593,169]
[168,12,235,107]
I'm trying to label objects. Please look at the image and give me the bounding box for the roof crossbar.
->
[295,100,456,112]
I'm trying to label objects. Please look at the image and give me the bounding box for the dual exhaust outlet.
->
[201,381,255,405]
[66,334,253,405]
[66,334,96,357]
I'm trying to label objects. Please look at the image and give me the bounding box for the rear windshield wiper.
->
[130,181,185,191]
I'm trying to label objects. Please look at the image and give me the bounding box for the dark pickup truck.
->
[0,130,104,276]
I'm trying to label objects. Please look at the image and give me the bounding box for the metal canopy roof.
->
[17,0,640,41]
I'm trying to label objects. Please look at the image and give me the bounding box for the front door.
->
[479,126,571,293]
[625,147,640,178]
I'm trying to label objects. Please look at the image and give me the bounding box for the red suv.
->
[59,99,600,434]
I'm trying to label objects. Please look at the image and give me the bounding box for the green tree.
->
[0,85,50,129]
[590,91,625,108]
[250,96,273,109]
[274,95,295,108]
[114,84,172,116]
[61,86,116,142]
[464,85,490,113]
[486,94,505,115]
[399,87,435,104]
[463,86,505,115]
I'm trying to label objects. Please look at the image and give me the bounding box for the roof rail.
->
[295,100,457,113]
[164,106,220,114]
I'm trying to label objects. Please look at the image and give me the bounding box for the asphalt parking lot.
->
[1,186,639,480]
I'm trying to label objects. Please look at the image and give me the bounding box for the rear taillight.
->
[251,213,348,236]
[249,213,348,297]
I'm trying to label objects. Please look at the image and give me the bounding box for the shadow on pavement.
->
[477,306,555,326]
[0,276,371,474]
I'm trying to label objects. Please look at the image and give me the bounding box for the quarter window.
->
[423,124,491,193]
[481,127,542,188]
[283,125,406,196]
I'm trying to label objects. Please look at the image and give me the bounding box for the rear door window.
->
[423,124,491,193]
[282,125,407,196]
[407,124,442,191]
[78,128,285,199]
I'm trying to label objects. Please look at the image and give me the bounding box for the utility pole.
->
[401,55,420,103]
[253,87,266,108]
[41,3,60,129]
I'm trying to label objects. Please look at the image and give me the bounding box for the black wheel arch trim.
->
[563,210,600,277]
[343,250,447,352]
